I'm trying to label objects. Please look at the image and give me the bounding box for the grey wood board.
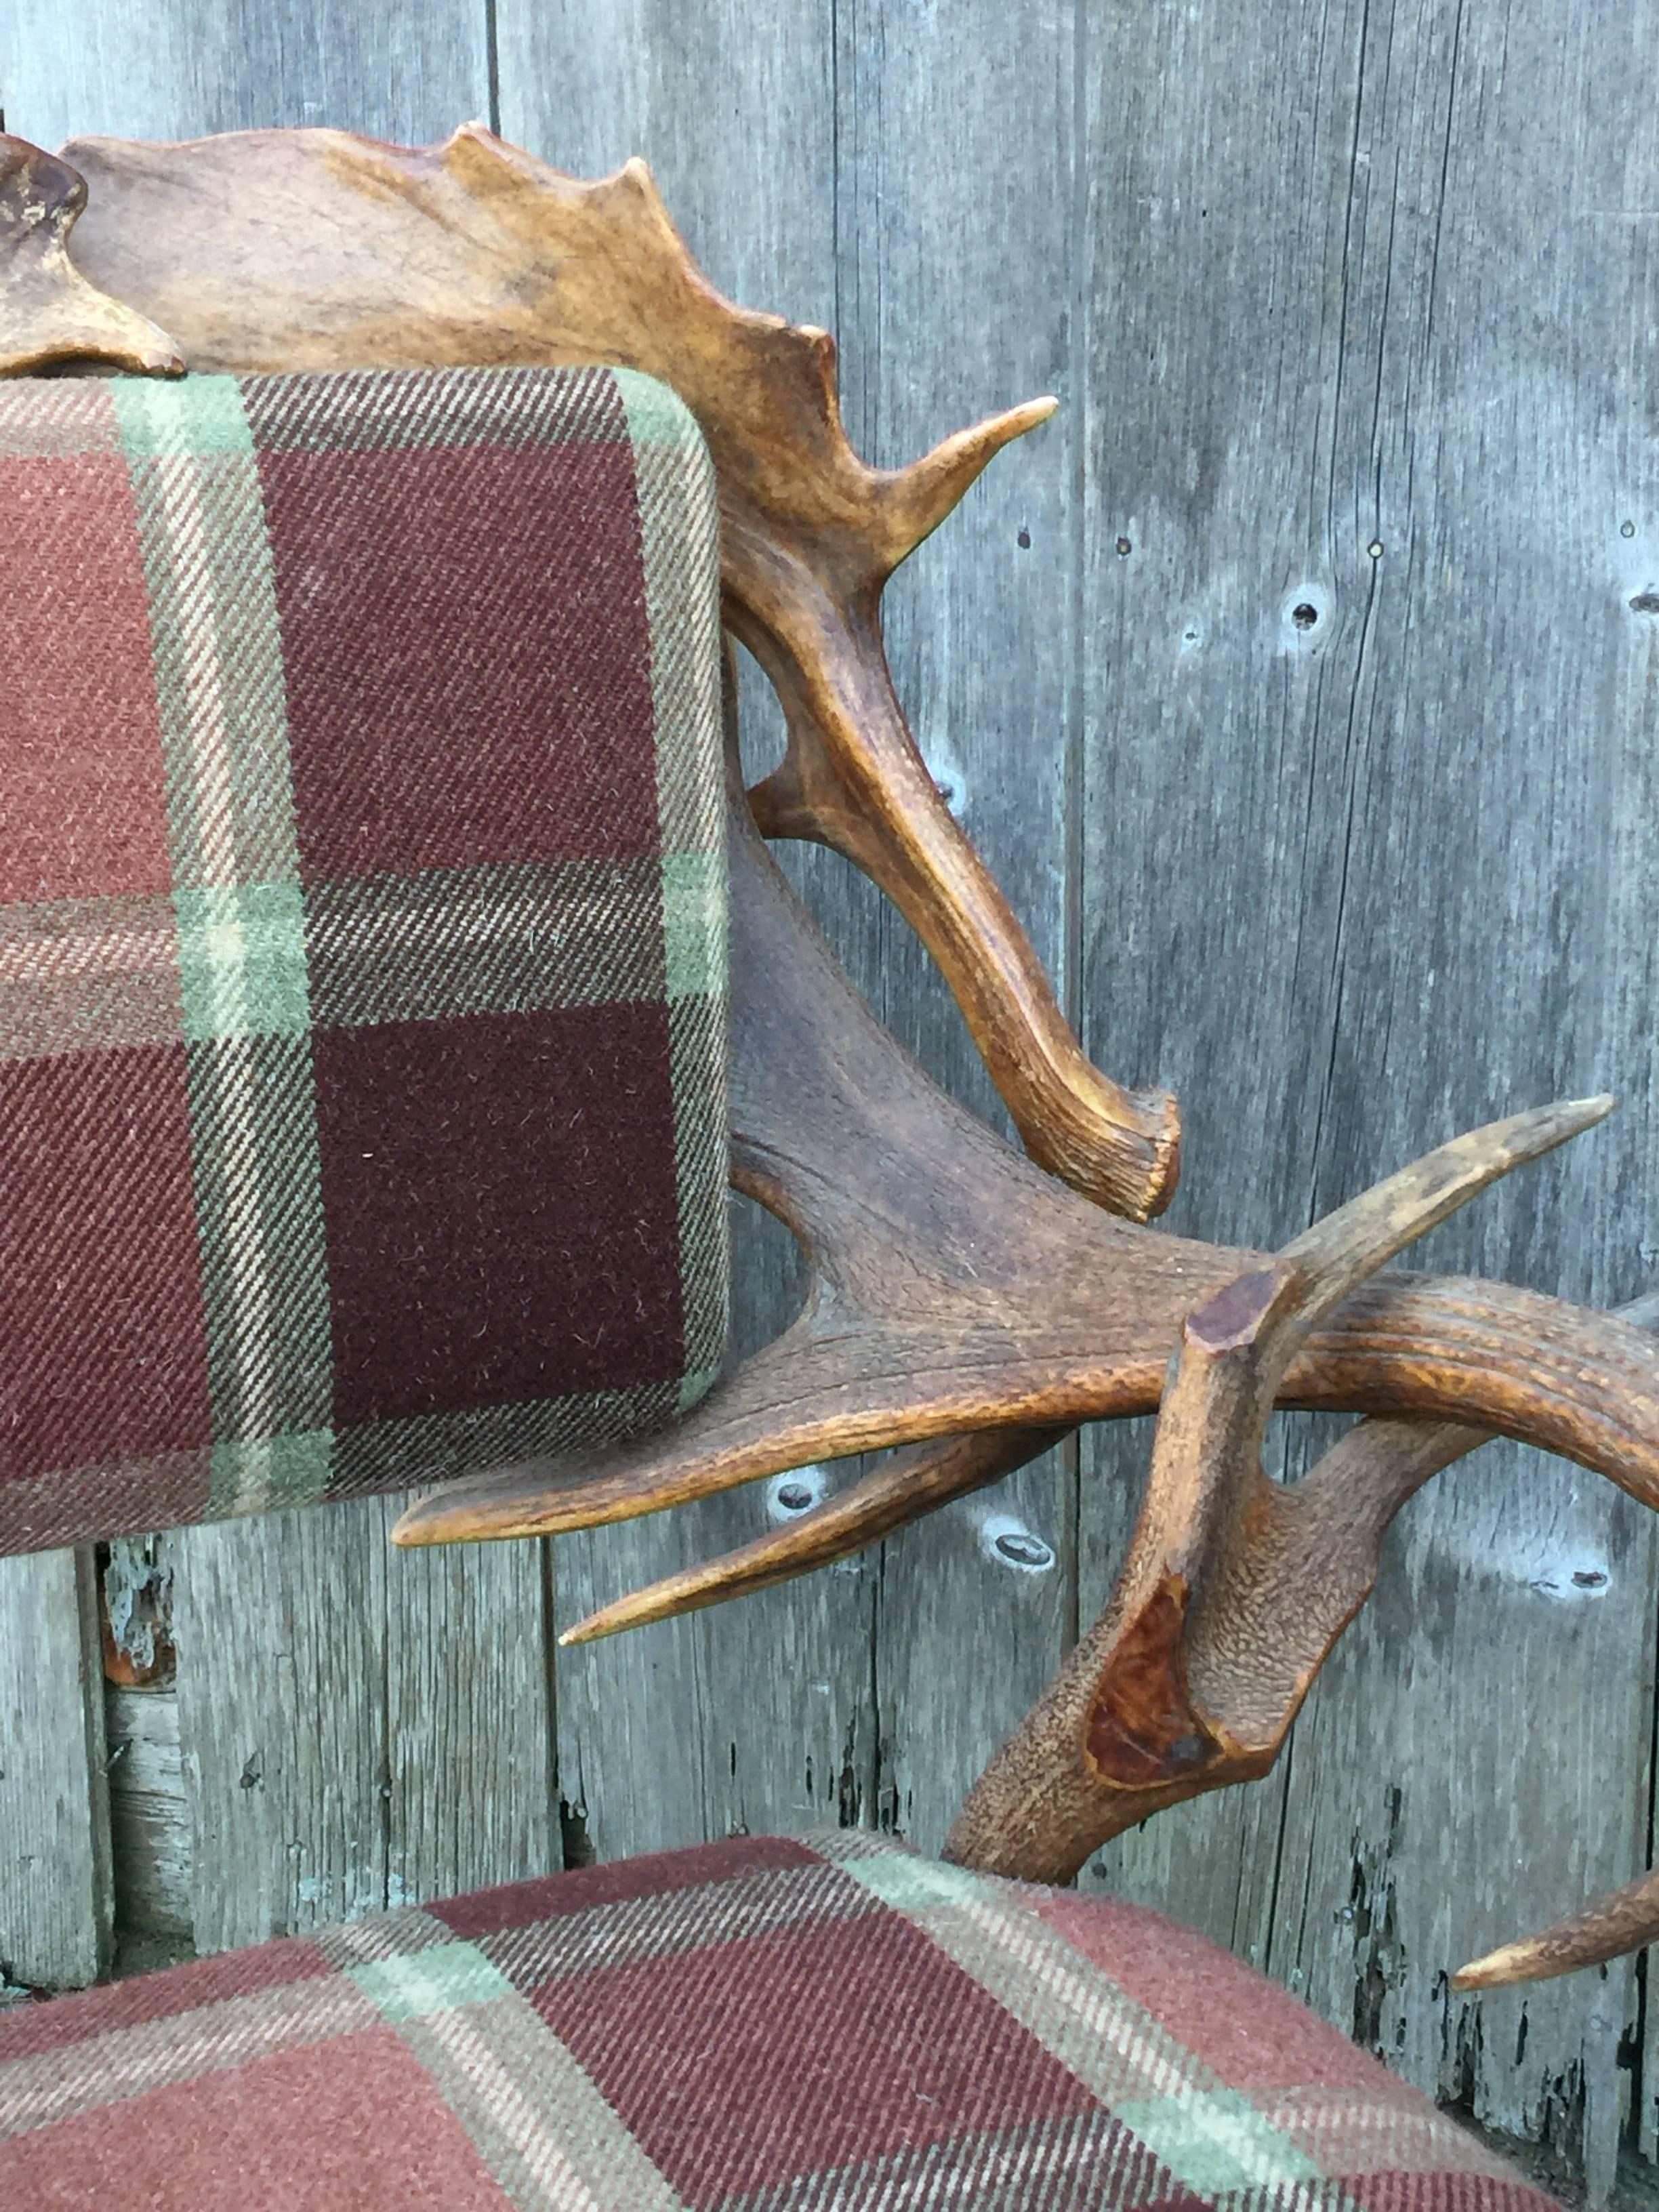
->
[0,1549,111,1990]
[830,0,1078,1858]
[165,1500,554,1955]
[106,1683,192,1944]
[1074,0,1659,2189]
[496,0,878,1861]
[0,0,489,146]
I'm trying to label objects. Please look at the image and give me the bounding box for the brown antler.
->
[0,136,181,375]
[392,792,1659,1548]
[941,1106,1635,1880]
[0,122,1176,1221]
[10,123,1656,1989]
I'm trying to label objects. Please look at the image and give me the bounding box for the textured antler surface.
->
[0,136,181,375]
[392,794,1659,1551]
[1,122,1176,1221]
[7,125,1656,1994]
[944,1103,1616,1881]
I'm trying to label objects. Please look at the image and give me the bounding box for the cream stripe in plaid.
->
[618,369,729,1405]
[829,1844,1359,2207]
[322,1910,688,2209]
[244,363,631,454]
[0,1975,380,2139]
[112,379,335,1511]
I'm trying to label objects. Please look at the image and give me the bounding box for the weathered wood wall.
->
[3,1,1656,2192]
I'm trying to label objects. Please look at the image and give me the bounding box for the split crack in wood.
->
[3,122,1656,1993]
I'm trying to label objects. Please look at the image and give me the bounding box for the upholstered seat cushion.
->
[0,1830,1556,2211]
[0,365,728,1555]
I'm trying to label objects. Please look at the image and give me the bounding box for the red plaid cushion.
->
[0,1830,1556,2210]
[0,367,728,1555]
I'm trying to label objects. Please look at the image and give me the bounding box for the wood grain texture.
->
[495,0,877,1861]
[106,1684,192,1945]
[0,0,489,147]
[164,1502,554,1954]
[0,1549,111,1988]
[1073,0,1659,2187]
[828,0,1078,1862]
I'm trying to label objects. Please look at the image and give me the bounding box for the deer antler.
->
[392,791,1659,1549]
[0,136,181,375]
[0,122,1176,1221]
[941,1105,1636,1887]
[9,123,1656,1989]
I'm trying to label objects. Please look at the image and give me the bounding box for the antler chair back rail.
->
[3,121,1656,2003]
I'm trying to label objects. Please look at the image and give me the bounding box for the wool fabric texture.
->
[0,1829,1559,2211]
[0,365,728,1555]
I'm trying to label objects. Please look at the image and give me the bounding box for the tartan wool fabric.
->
[0,1830,1559,2212]
[0,366,728,1555]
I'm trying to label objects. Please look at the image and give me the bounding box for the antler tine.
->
[875,395,1061,569]
[945,1101,1624,1885]
[1277,1095,1615,1346]
[1453,1868,1659,1990]
[560,1425,1069,1645]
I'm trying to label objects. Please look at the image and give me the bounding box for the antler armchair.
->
[1,118,1654,2206]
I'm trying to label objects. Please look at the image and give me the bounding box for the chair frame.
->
[3,118,1657,1990]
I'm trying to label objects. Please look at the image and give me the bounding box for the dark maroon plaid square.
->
[0,367,727,1555]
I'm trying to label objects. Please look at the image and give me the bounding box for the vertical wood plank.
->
[2,1,490,146]
[832,0,1080,1855]
[0,1551,112,1989]
[495,0,876,1861]
[1078,0,1659,2179]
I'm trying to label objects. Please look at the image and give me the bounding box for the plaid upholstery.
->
[0,367,728,1556]
[0,1830,1556,2211]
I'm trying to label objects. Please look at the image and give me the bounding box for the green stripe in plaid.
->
[0,1833,1561,2211]
[621,370,730,1410]
[0,366,727,1554]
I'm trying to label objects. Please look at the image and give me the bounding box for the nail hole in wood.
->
[1631,592,1659,615]
[1292,602,1319,631]
[1115,535,1132,556]
[981,1514,1054,1572]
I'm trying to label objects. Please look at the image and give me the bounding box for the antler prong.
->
[1452,1868,1659,1990]
[945,1098,1624,1884]
[1279,1096,1614,1337]
[0,136,183,377]
[876,394,1060,569]
[558,1426,1068,1645]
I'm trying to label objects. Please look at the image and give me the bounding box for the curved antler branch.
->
[944,1103,1628,1885]
[28,122,1176,1218]
[1453,1866,1659,1990]
[394,795,1659,1561]
[560,1425,1071,1646]
[0,135,182,375]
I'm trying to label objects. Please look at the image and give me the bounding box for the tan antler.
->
[0,136,181,375]
[9,123,1656,1989]
[1452,1859,1659,1990]
[1,122,1176,1221]
[942,1103,1632,1881]
[392,794,1659,1553]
